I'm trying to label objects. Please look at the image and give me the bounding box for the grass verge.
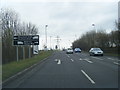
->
[104,53,120,57]
[2,51,53,81]
[0,65,2,83]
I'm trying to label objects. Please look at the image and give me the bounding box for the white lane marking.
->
[84,59,93,63]
[67,55,70,58]
[107,58,115,60]
[114,62,120,65]
[117,59,120,61]
[107,58,120,61]
[55,59,58,62]
[92,57,103,60]
[57,59,61,64]
[81,70,95,84]
[79,58,83,60]
[71,59,74,62]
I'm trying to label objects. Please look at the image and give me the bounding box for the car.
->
[62,48,66,51]
[89,48,103,56]
[74,48,81,53]
[66,48,73,54]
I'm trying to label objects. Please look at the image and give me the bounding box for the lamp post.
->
[92,23,98,47]
[92,24,95,47]
[45,25,48,49]
[50,36,52,50]
[92,24,97,33]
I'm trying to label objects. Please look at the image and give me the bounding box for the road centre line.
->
[81,70,95,84]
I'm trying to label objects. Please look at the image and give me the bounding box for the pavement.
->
[2,51,120,88]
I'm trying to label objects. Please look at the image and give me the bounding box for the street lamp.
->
[45,25,48,49]
[92,24,97,33]
[50,36,52,50]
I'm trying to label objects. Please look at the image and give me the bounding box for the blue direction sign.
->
[13,35,39,45]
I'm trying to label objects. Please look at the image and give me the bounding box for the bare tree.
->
[0,8,39,64]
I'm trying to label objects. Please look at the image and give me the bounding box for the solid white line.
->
[71,59,74,62]
[81,70,95,84]
[114,62,120,65]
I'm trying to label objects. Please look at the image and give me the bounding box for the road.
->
[3,51,119,88]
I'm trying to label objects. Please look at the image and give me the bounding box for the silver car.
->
[66,48,73,54]
[89,48,103,56]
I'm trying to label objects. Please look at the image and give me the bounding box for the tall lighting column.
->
[45,25,48,49]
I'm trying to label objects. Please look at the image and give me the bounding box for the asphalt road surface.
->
[3,51,119,88]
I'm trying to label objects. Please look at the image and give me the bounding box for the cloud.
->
[1,1,118,49]
[1,0,119,3]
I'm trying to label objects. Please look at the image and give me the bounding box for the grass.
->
[0,65,2,83]
[2,51,53,81]
[82,50,120,57]
[104,53,120,57]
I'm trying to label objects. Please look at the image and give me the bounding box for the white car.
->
[89,48,103,56]
[66,48,73,54]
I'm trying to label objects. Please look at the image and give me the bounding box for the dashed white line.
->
[107,58,120,61]
[113,62,120,65]
[71,59,74,62]
[55,59,58,62]
[79,58,83,60]
[107,58,114,60]
[81,70,95,84]
[115,59,120,61]
[67,55,70,58]
[84,59,93,63]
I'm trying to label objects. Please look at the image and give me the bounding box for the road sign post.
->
[23,46,25,59]
[16,46,18,62]
[13,35,39,61]
[29,46,31,58]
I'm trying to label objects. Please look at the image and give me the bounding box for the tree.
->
[0,8,38,64]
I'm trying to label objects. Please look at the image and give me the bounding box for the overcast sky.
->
[1,0,119,50]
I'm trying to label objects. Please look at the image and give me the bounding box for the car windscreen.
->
[93,48,101,51]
